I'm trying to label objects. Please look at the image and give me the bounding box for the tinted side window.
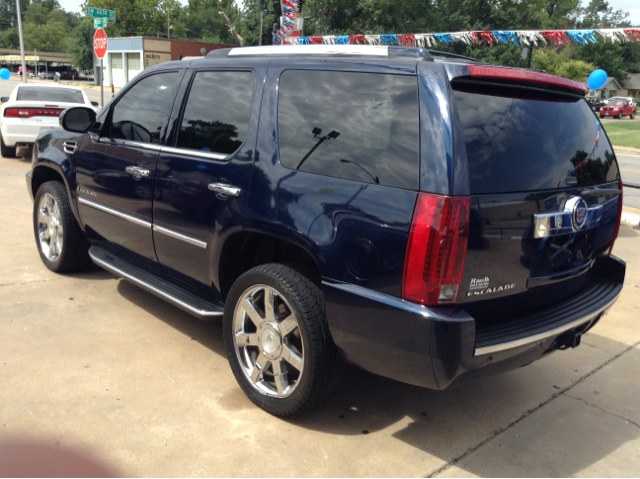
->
[278,70,420,190]
[176,70,255,155]
[109,72,180,144]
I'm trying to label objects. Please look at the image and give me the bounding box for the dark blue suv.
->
[27,45,625,416]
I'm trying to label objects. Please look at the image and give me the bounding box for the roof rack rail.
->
[211,44,432,59]
[427,50,484,63]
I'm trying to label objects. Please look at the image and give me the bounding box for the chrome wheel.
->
[37,193,64,262]
[232,284,304,398]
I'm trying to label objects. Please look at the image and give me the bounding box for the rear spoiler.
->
[445,64,587,96]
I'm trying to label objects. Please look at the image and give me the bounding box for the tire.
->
[617,111,623,119]
[631,111,636,120]
[33,181,90,273]
[1,132,16,158]
[223,263,343,416]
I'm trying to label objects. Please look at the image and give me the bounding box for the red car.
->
[600,100,637,119]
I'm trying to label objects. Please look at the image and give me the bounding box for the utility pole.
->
[167,7,171,40]
[15,0,26,83]
[259,11,263,46]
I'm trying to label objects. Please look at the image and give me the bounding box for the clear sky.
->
[57,0,640,27]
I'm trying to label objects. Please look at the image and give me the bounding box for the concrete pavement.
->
[0,156,639,477]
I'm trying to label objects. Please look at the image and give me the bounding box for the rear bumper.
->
[323,255,625,390]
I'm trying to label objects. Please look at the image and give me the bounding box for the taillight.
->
[467,65,587,94]
[4,108,62,118]
[609,179,623,255]
[402,194,470,305]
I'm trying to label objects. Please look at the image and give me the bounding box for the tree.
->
[238,0,281,46]
[532,47,595,80]
[69,18,95,71]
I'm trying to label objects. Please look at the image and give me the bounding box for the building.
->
[585,77,624,101]
[0,48,73,77]
[620,73,640,99]
[93,37,232,88]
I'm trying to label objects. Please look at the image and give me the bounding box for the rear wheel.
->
[631,111,636,120]
[33,181,90,272]
[224,263,343,416]
[1,133,15,158]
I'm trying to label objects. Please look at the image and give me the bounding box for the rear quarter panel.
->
[245,60,422,297]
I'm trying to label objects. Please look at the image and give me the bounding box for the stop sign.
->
[94,28,108,59]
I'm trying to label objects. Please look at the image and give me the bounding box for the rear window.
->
[453,90,619,194]
[278,70,420,190]
[17,87,84,104]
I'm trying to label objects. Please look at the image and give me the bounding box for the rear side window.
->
[17,87,84,104]
[176,70,255,155]
[278,70,420,190]
[453,90,619,194]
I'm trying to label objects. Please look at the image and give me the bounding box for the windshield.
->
[17,87,84,104]
[453,90,619,194]
[610,101,626,106]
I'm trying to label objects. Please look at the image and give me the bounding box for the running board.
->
[89,246,224,320]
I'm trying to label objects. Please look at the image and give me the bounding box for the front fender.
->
[31,130,83,227]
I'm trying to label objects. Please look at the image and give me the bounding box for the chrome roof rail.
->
[218,45,432,59]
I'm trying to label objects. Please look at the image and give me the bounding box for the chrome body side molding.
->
[152,224,207,249]
[78,197,152,229]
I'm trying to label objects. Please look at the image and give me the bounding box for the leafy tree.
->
[532,47,595,80]
[238,0,281,46]
[69,18,95,71]
[177,0,239,44]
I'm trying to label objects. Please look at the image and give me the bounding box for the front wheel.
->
[224,263,343,416]
[617,111,623,119]
[33,181,90,272]
[631,111,636,120]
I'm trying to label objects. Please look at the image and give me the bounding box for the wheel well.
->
[32,166,66,198]
[219,232,321,300]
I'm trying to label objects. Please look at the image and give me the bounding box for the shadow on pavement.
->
[113,276,638,476]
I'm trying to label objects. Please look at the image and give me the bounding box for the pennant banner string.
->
[279,27,640,47]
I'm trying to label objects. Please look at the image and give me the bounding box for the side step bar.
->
[89,246,224,320]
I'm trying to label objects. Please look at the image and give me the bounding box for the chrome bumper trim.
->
[474,295,618,356]
[78,197,152,229]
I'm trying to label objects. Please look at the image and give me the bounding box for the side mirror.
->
[1,97,9,103]
[59,107,97,133]
[91,101,99,108]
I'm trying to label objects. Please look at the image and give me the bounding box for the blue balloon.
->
[0,68,10,81]
[588,69,607,90]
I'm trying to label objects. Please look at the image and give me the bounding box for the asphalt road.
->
[618,153,640,210]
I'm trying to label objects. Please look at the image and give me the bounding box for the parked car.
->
[606,96,637,106]
[600,100,637,119]
[26,45,625,416]
[587,97,603,112]
[0,84,98,157]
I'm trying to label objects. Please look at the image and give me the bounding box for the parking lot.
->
[0,153,638,477]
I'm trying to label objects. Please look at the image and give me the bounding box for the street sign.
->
[93,18,107,28]
[94,28,108,59]
[87,7,116,20]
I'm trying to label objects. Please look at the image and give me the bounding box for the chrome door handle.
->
[208,183,241,197]
[62,140,77,154]
[125,166,150,178]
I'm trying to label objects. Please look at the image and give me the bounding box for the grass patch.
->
[602,120,640,149]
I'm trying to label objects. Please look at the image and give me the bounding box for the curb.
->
[621,212,640,228]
